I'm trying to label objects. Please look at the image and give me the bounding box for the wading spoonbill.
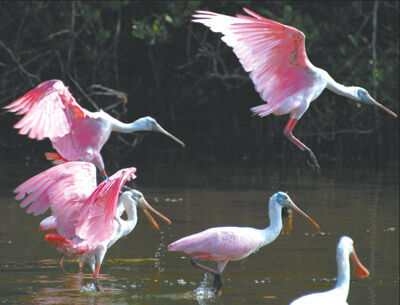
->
[192,9,397,169]
[168,191,321,294]
[14,162,171,292]
[4,80,185,179]
[290,236,369,305]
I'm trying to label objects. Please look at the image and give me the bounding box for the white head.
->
[122,189,171,230]
[271,192,321,233]
[352,87,397,118]
[136,117,185,147]
[337,236,369,279]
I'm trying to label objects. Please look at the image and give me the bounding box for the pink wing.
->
[4,79,87,140]
[192,8,314,116]
[75,167,137,244]
[14,162,97,238]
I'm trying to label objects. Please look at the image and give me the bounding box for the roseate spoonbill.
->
[14,161,171,292]
[4,80,185,179]
[290,236,369,305]
[192,9,398,169]
[168,191,321,294]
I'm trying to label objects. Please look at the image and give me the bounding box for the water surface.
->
[0,163,398,304]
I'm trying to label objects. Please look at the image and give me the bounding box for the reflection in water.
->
[25,273,114,305]
[0,164,398,305]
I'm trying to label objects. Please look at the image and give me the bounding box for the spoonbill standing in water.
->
[290,236,369,305]
[168,191,321,294]
[192,9,398,169]
[4,80,185,179]
[14,162,171,292]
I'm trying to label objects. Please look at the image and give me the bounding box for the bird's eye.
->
[151,122,155,125]
[284,196,288,200]
[363,92,367,96]
[138,194,142,198]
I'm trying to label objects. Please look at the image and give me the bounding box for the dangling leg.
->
[284,117,320,170]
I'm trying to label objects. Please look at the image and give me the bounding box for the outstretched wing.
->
[75,167,137,244]
[192,8,314,116]
[4,79,87,140]
[14,162,97,238]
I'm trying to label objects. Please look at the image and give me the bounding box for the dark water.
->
[0,163,398,305]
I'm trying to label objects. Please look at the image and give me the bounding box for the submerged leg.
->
[284,118,320,170]
[59,253,66,272]
[191,255,225,294]
[78,261,84,273]
[93,263,104,293]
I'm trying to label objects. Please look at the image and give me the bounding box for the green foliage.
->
[132,13,175,45]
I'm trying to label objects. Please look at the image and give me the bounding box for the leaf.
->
[164,13,173,24]
[348,34,358,47]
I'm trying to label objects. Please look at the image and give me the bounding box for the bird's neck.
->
[101,111,150,134]
[262,200,283,245]
[117,197,138,235]
[333,249,351,300]
[325,74,358,101]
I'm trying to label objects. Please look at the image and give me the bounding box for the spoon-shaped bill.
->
[156,124,185,147]
[289,201,321,233]
[350,251,370,279]
[139,197,171,230]
[367,95,398,118]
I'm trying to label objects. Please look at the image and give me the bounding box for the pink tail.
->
[45,233,90,255]
[250,104,277,117]
[45,233,71,251]
[45,152,68,165]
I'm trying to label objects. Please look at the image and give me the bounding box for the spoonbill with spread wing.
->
[14,162,171,292]
[192,9,397,169]
[5,80,185,179]
[168,191,321,294]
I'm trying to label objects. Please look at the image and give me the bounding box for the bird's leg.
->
[284,118,320,170]
[59,253,66,272]
[93,264,104,293]
[78,261,84,273]
[212,273,223,294]
[100,171,108,180]
[191,256,223,294]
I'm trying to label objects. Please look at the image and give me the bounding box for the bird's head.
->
[138,116,185,147]
[337,236,370,279]
[355,87,397,118]
[124,189,171,230]
[272,192,321,233]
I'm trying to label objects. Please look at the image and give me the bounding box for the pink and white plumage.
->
[192,8,397,169]
[168,191,321,294]
[5,80,185,178]
[14,161,171,292]
[290,236,369,305]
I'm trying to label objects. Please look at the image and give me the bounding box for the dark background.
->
[0,1,398,174]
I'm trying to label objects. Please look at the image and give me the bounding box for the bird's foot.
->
[93,277,104,293]
[211,273,223,296]
[302,149,321,171]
